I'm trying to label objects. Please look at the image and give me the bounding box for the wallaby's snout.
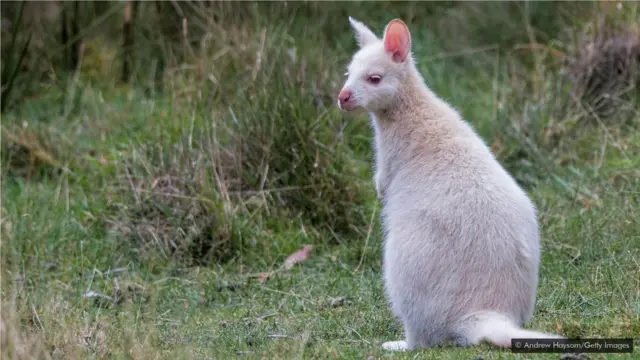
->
[337,88,355,111]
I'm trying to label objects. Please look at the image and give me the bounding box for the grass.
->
[1,1,639,359]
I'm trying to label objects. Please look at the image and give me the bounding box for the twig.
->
[124,165,140,204]
[83,291,115,304]
[153,277,195,285]
[134,188,217,206]
[252,28,267,81]
[122,0,139,83]
[229,185,315,196]
[421,44,499,63]
[355,201,378,273]
[513,43,566,58]
[113,277,121,304]
[31,304,45,333]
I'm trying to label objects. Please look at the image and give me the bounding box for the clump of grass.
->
[567,23,639,120]
[1,124,64,180]
[1,304,52,360]
[195,4,373,241]
[219,82,370,242]
[107,144,239,266]
[0,280,171,360]
[464,2,639,190]
[106,2,375,266]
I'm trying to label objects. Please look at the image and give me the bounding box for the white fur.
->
[338,18,564,351]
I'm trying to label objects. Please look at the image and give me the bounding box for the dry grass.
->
[1,305,52,360]
[107,149,237,265]
[1,125,63,180]
[567,21,640,119]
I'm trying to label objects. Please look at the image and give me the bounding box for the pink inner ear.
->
[384,21,410,63]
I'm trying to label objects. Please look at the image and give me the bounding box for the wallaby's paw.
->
[382,340,408,351]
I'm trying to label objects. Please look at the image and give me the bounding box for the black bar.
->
[511,338,634,353]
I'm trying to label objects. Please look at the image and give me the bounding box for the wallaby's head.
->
[337,17,413,113]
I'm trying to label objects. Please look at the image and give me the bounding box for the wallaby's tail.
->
[461,311,565,348]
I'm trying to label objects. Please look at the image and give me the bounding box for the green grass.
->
[1,2,639,359]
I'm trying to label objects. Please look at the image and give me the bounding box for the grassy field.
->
[1,2,639,359]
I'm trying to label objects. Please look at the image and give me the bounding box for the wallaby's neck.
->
[370,61,464,154]
[373,63,434,125]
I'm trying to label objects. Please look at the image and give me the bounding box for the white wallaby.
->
[337,17,564,351]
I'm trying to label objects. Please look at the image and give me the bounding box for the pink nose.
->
[338,89,352,105]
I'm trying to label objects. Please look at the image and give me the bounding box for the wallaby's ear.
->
[383,19,411,63]
[349,16,378,48]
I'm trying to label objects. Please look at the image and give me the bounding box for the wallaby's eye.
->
[368,75,382,85]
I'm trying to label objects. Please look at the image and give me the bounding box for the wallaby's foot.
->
[382,340,408,351]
